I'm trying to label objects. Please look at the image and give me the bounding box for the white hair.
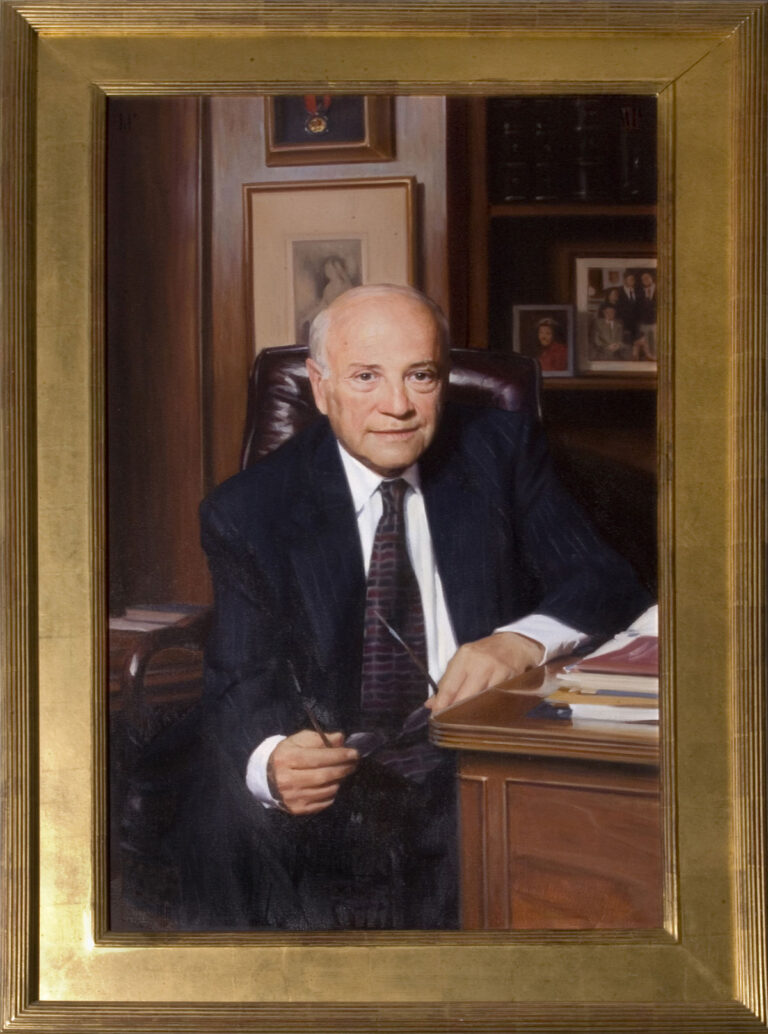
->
[307,283,451,375]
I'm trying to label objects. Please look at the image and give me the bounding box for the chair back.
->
[240,344,542,470]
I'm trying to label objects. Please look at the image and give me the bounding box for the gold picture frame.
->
[265,94,395,166]
[1,1,765,1032]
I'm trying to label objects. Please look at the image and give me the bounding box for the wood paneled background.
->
[107,97,206,608]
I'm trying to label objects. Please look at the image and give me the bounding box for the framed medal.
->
[265,94,395,165]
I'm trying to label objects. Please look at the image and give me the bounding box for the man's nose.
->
[379,379,414,416]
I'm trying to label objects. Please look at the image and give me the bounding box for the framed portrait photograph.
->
[512,304,574,377]
[245,177,416,351]
[2,2,767,1033]
[575,256,658,375]
[265,94,395,166]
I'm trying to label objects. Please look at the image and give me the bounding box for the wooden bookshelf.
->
[543,376,656,392]
[490,203,657,218]
[459,95,659,592]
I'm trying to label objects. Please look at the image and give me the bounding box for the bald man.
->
[176,284,650,930]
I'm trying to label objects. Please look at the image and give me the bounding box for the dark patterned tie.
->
[360,478,428,733]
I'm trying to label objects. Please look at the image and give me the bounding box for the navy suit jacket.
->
[198,403,651,778]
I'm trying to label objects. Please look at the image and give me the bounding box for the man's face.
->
[604,306,616,320]
[641,273,654,288]
[624,274,636,288]
[306,292,446,477]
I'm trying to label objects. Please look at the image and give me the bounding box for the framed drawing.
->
[265,94,395,166]
[2,2,767,1033]
[575,256,658,374]
[244,177,416,351]
[512,304,574,377]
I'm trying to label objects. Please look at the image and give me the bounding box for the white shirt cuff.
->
[245,734,286,808]
[494,613,589,663]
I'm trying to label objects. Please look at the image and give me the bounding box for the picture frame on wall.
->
[244,177,416,352]
[265,95,395,166]
[512,304,574,377]
[574,254,658,375]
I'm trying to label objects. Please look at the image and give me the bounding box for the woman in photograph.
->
[320,255,355,308]
[534,316,568,372]
[296,254,357,342]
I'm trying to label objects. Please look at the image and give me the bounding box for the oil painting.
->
[2,2,766,1031]
[106,91,661,934]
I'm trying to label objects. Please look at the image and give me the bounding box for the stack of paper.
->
[108,603,204,633]
[548,608,659,723]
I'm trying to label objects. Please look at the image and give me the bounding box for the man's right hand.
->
[267,730,359,815]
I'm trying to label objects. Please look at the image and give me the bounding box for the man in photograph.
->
[590,303,627,360]
[635,270,657,360]
[616,270,640,342]
[174,283,651,931]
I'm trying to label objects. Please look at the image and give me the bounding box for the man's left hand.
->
[425,632,544,713]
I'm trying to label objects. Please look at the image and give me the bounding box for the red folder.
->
[572,635,658,677]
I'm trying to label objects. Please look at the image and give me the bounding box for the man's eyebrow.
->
[343,360,441,372]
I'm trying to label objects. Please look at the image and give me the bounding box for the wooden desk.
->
[430,662,662,930]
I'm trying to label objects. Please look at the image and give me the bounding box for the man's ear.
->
[306,358,329,415]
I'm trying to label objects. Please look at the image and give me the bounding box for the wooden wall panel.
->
[107,97,208,608]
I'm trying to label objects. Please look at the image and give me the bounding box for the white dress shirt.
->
[246,443,588,805]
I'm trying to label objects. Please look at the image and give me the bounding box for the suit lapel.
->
[283,424,366,673]
[421,428,498,645]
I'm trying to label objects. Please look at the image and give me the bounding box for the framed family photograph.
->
[2,2,767,1033]
[575,255,658,374]
[265,94,395,166]
[245,177,416,351]
[512,304,574,377]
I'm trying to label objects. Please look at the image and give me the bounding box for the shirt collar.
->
[336,441,421,515]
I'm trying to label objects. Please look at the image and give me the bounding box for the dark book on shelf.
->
[487,95,657,205]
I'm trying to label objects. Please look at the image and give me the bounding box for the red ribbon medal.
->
[303,94,332,135]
